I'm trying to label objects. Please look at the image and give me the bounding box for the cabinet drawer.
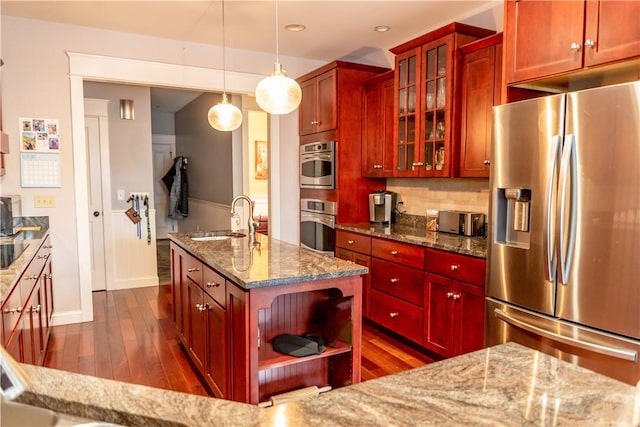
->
[372,238,425,270]
[336,230,371,255]
[426,249,485,286]
[369,289,423,344]
[203,265,226,308]
[1,287,22,344]
[184,255,203,285]
[371,258,424,307]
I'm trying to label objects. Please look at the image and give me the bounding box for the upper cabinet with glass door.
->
[391,23,495,178]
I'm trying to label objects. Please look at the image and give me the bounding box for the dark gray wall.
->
[175,93,232,204]
[83,81,154,209]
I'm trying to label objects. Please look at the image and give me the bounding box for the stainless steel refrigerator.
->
[485,81,640,385]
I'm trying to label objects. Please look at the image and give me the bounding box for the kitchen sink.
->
[1,399,121,426]
[187,231,246,241]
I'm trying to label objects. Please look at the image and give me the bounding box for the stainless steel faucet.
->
[231,195,259,240]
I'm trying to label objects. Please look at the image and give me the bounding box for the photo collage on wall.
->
[19,117,62,188]
[20,117,60,152]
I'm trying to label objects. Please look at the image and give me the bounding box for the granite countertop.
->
[337,222,488,258]
[0,217,50,304]
[169,231,368,290]
[19,342,639,426]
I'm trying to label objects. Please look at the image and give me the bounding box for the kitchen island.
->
[19,342,639,426]
[168,231,366,404]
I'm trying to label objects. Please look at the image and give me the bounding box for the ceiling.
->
[2,0,503,113]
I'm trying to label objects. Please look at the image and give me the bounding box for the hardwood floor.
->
[44,285,436,397]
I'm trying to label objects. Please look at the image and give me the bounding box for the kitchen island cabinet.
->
[169,232,366,405]
[19,342,640,426]
[504,0,640,86]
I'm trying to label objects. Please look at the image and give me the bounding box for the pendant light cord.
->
[275,0,280,64]
[221,0,227,94]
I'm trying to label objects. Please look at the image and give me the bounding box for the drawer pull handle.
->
[347,240,355,245]
[206,282,221,288]
[450,264,459,271]
[389,312,399,318]
[391,250,398,256]
[4,306,22,314]
[32,305,41,313]
[390,278,400,284]
[188,267,201,273]
[195,303,208,312]
[447,292,454,299]
[452,294,460,300]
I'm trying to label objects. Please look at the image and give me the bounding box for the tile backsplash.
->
[387,178,489,215]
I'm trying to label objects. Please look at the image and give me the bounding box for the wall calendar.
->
[19,117,62,187]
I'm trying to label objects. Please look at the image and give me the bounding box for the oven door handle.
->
[301,213,335,228]
[301,153,333,161]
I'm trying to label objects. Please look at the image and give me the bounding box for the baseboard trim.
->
[109,276,159,291]
[51,310,83,326]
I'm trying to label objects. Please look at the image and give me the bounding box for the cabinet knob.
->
[584,39,595,49]
[450,264,459,271]
[446,292,454,299]
[570,42,581,52]
[452,294,461,301]
[390,278,400,284]
[483,160,491,165]
[389,312,399,318]
[390,250,398,256]
[347,240,355,245]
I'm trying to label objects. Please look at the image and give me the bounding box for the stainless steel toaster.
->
[439,211,485,237]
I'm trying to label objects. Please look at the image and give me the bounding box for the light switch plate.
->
[117,189,125,201]
[34,195,55,208]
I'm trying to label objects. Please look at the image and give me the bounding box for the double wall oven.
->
[300,198,336,255]
[300,141,335,189]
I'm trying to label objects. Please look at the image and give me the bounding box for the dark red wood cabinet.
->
[424,249,486,358]
[362,71,395,178]
[298,61,389,225]
[456,33,502,178]
[504,0,640,85]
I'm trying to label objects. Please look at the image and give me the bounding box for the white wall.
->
[0,15,322,324]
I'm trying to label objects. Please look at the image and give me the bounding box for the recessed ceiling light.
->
[374,25,391,33]
[285,24,306,32]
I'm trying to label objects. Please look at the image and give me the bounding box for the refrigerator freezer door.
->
[556,81,640,340]
[487,94,565,316]
[486,298,640,385]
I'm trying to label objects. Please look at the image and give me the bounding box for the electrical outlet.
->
[34,195,56,208]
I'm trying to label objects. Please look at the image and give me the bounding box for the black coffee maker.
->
[368,190,398,224]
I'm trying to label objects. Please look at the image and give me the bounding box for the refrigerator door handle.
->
[544,135,562,281]
[494,308,638,362]
[557,134,578,284]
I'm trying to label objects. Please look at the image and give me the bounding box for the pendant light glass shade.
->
[256,62,302,115]
[208,93,243,131]
[209,0,243,131]
[256,0,302,115]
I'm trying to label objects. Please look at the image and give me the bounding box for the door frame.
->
[84,98,115,292]
[152,134,177,239]
[68,52,275,322]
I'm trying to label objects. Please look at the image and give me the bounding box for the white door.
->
[85,115,107,291]
[152,136,177,239]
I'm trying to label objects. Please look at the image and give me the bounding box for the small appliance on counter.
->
[0,196,21,237]
[438,210,485,236]
[369,190,398,224]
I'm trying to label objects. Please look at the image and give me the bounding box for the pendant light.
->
[255,0,302,115]
[208,0,243,131]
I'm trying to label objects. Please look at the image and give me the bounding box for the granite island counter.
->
[168,231,367,404]
[19,342,639,426]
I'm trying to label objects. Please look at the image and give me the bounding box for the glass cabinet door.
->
[395,49,418,172]
[421,37,451,175]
